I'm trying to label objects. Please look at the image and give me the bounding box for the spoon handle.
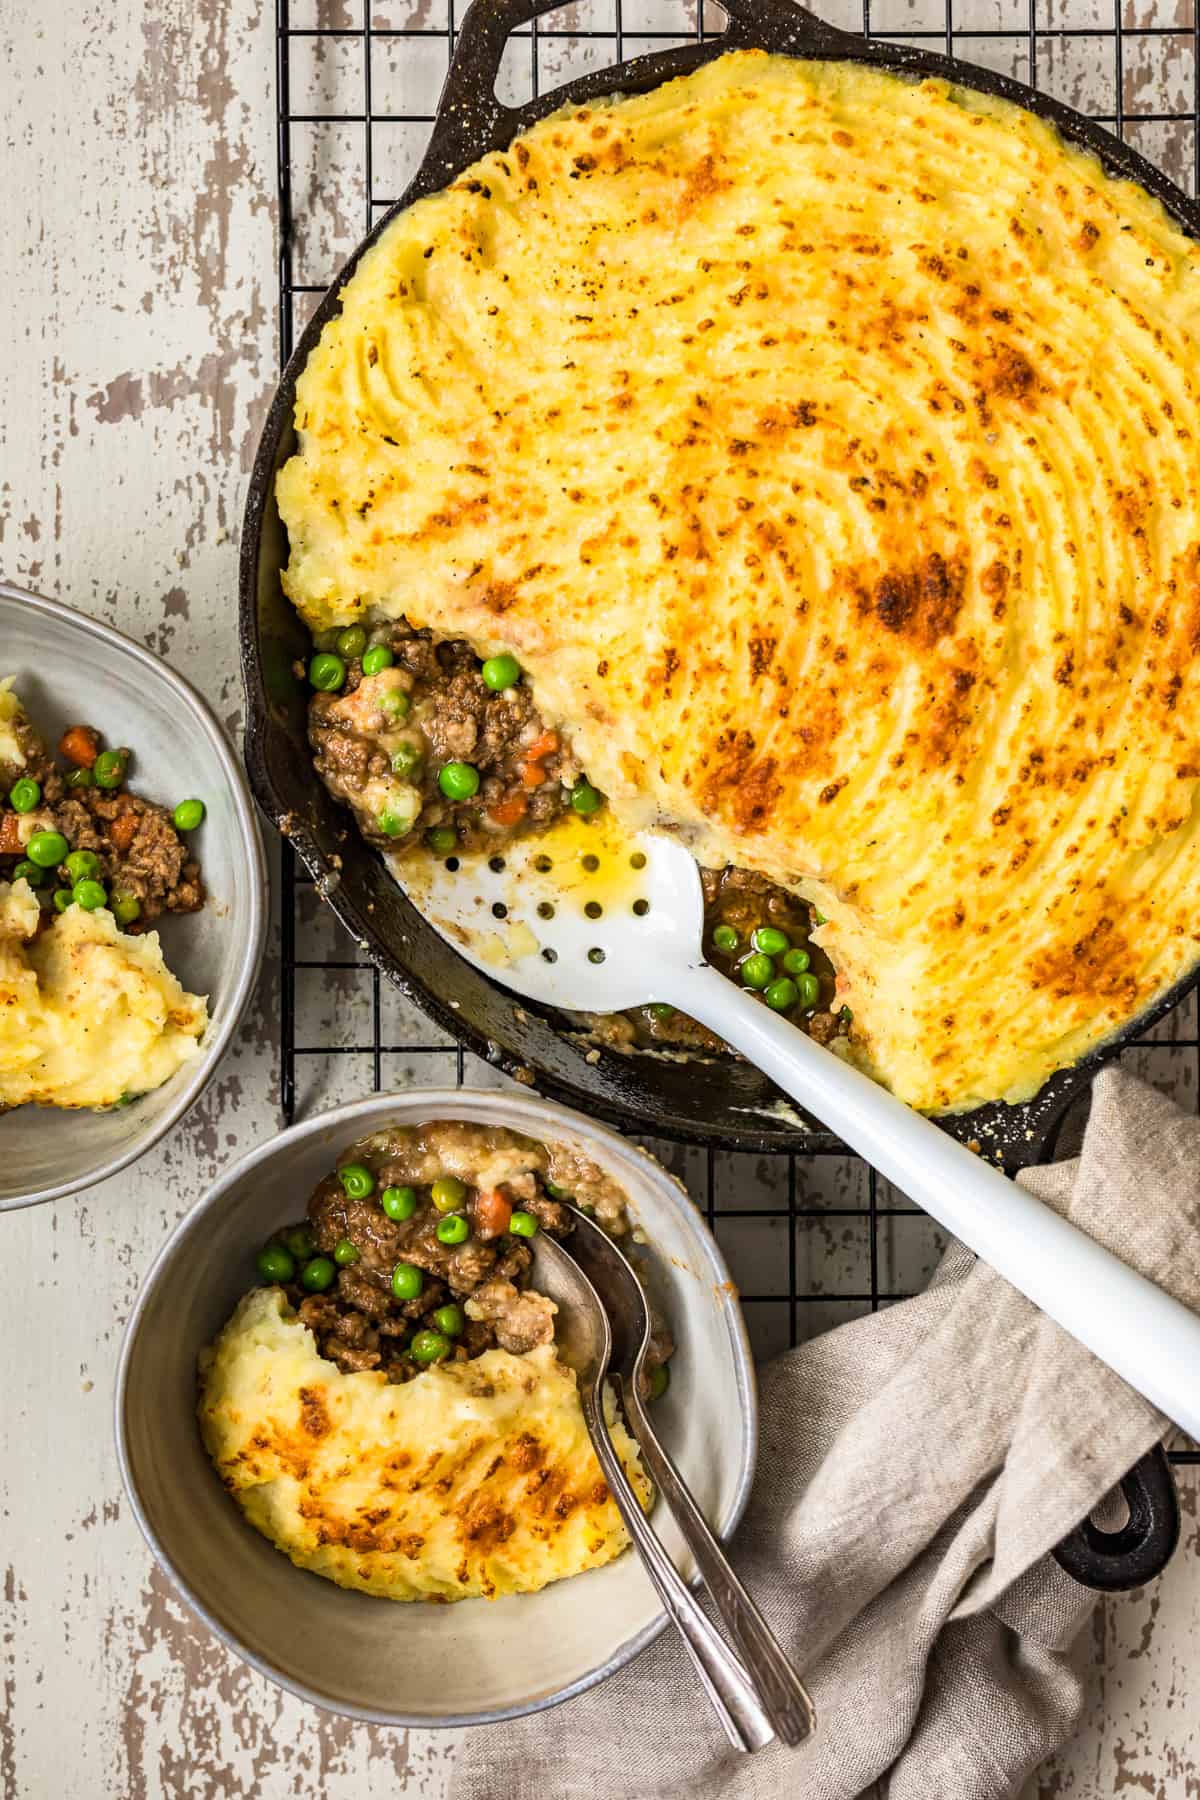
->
[577,1379,776,1754]
[620,1376,816,1747]
[667,962,1200,1439]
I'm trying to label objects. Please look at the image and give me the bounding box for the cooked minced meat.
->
[259,1120,673,1391]
[0,710,202,925]
[308,620,580,854]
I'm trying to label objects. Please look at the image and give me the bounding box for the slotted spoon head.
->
[389,810,706,1011]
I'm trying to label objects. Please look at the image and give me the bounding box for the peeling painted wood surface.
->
[2,0,1199,1791]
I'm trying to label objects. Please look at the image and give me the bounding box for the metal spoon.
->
[531,1227,784,1753]
[396,820,1200,1440]
[541,1206,817,1747]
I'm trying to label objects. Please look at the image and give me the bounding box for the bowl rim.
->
[114,1085,759,1727]
[0,579,269,1210]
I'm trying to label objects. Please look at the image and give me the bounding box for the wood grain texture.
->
[1,0,1197,1792]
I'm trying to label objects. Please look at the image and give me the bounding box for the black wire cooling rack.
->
[271,0,1200,1437]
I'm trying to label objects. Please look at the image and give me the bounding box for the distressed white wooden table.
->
[2,0,1197,1792]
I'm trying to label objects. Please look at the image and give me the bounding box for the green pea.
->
[52,888,73,913]
[390,741,422,779]
[334,1237,360,1266]
[740,952,774,990]
[381,1184,417,1222]
[431,1175,467,1212]
[840,1005,853,1026]
[433,1303,465,1338]
[391,1262,424,1301]
[436,1213,469,1245]
[339,1162,375,1200]
[751,925,790,957]
[648,1003,675,1021]
[300,1256,336,1293]
[545,1182,569,1200]
[711,924,740,954]
[93,749,129,790]
[781,948,811,975]
[72,879,107,911]
[336,625,367,659]
[65,767,93,790]
[308,652,346,693]
[481,653,521,692]
[256,1244,296,1284]
[764,977,799,1012]
[361,645,394,676]
[11,859,44,889]
[111,892,141,926]
[426,826,457,853]
[438,761,480,801]
[9,777,40,813]
[813,910,828,927]
[26,830,68,869]
[508,1211,539,1238]
[797,972,822,1009]
[409,1329,451,1366]
[648,1363,671,1400]
[282,1224,315,1262]
[114,1091,138,1108]
[172,799,206,832]
[380,688,411,721]
[64,850,100,883]
[377,807,414,839]
[571,779,603,816]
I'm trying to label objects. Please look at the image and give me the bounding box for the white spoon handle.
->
[664,962,1200,1441]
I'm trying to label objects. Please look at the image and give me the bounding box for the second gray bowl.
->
[0,582,267,1208]
[116,1088,756,1725]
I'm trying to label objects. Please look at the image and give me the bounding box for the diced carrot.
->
[109,811,138,852]
[489,793,528,827]
[473,1188,512,1238]
[520,762,547,789]
[525,729,558,762]
[0,813,25,855]
[58,725,100,768]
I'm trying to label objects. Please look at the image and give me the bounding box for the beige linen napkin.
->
[450,1066,1200,1800]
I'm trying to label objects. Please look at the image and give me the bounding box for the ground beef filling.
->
[0,715,203,924]
[308,620,579,855]
[306,619,847,1053]
[262,1122,674,1390]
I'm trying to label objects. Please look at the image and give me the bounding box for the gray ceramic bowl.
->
[0,582,267,1208]
[116,1088,756,1725]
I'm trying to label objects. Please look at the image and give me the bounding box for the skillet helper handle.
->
[662,963,1200,1442]
[421,0,853,184]
[416,0,605,181]
[577,1381,776,1753]
[620,1376,816,1746]
[719,0,856,51]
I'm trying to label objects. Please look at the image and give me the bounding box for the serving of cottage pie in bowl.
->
[257,46,1200,1122]
[116,1089,753,1723]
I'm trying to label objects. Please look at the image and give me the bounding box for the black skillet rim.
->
[240,0,1200,1161]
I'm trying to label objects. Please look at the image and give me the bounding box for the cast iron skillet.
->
[241,0,1190,1585]
[242,0,1200,1163]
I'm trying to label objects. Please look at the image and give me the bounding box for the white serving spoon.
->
[395,816,1200,1439]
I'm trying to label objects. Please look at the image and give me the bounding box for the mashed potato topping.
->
[0,878,207,1109]
[280,52,1200,1111]
[199,1286,651,1603]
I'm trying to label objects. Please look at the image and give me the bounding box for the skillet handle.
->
[1052,1445,1181,1593]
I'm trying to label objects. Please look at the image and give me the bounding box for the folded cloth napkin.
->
[450,1066,1200,1800]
